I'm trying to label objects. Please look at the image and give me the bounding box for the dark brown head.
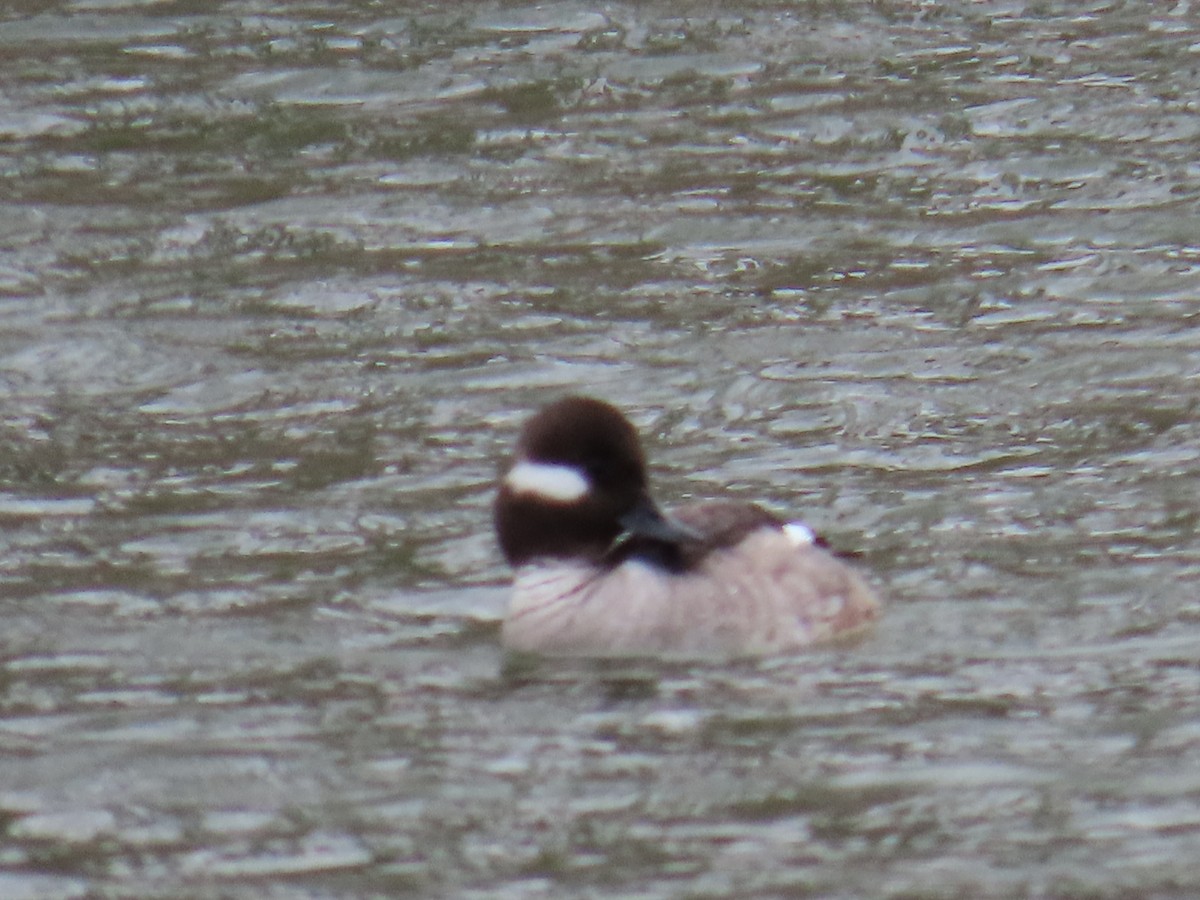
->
[494,397,692,567]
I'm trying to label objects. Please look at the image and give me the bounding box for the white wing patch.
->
[505,461,590,503]
[783,522,816,547]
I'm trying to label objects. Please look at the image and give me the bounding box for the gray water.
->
[2,1,1200,897]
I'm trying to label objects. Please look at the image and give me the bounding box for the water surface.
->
[2,2,1200,897]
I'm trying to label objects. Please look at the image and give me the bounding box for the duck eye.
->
[587,456,642,491]
[584,455,629,487]
[584,457,613,484]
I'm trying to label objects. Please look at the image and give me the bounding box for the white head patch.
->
[505,461,590,503]
[783,522,816,547]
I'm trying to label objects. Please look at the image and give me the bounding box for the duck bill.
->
[618,495,700,544]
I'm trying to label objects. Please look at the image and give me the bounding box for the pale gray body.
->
[503,517,880,658]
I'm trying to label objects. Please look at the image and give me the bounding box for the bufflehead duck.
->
[495,396,880,658]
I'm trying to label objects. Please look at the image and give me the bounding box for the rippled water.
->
[2,1,1200,897]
